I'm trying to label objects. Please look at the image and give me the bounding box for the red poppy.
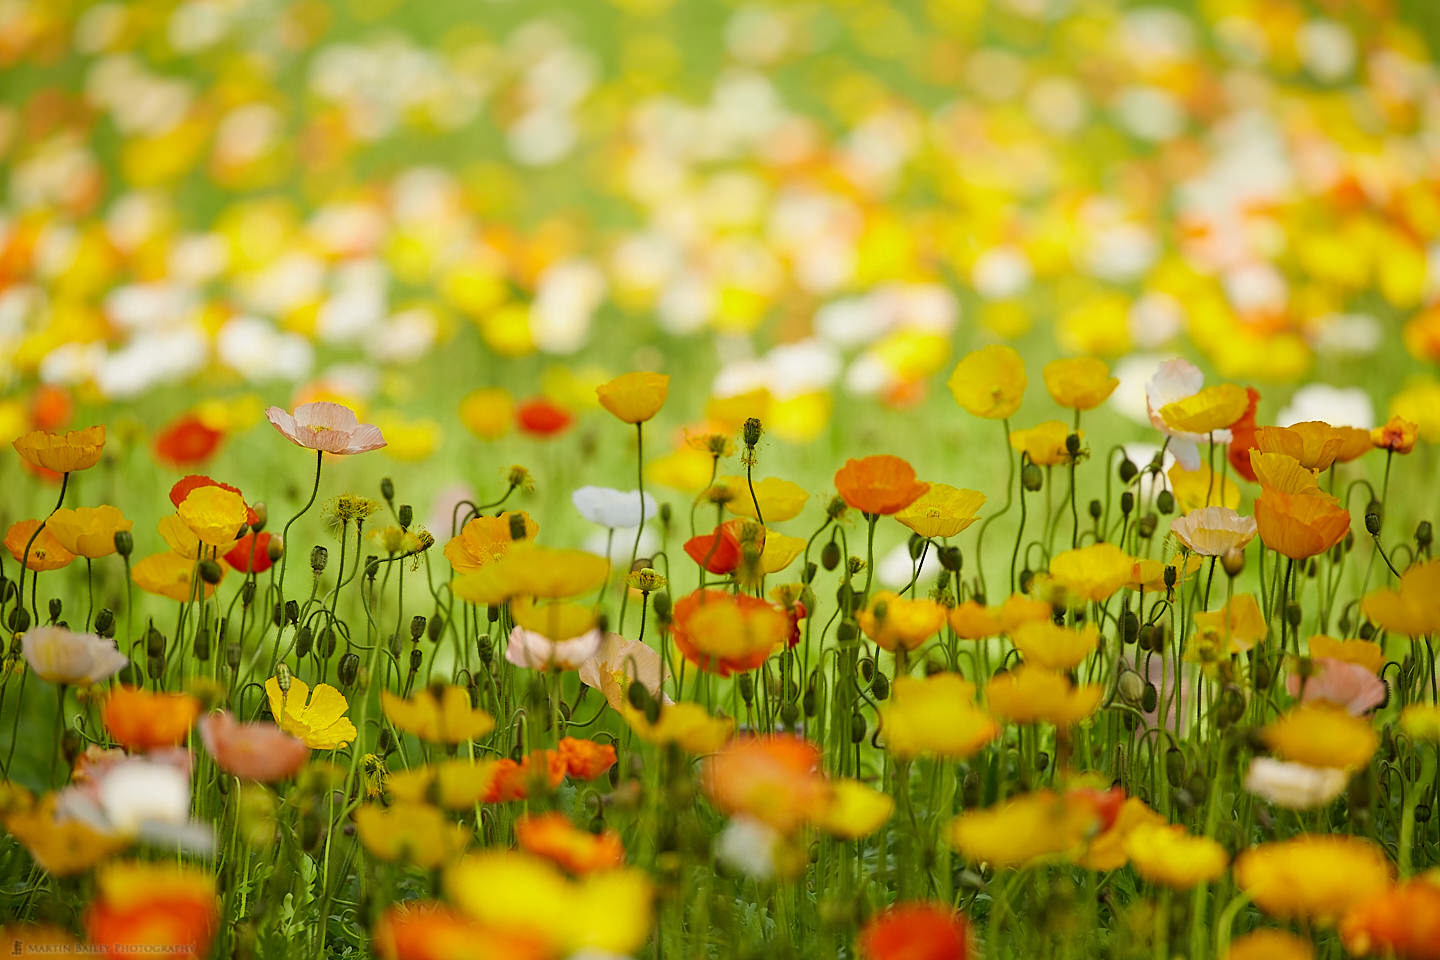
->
[28,384,72,431]
[154,414,224,469]
[859,902,971,960]
[1227,387,1261,482]
[515,397,573,437]
[224,532,274,574]
[785,600,808,649]
[170,475,259,527]
[683,520,747,575]
[1067,785,1126,833]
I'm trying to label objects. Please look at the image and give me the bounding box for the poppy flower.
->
[197,712,308,782]
[1011,620,1100,670]
[701,735,829,834]
[1361,559,1440,636]
[1159,383,1251,435]
[153,414,224,468]
[1307,635,1385,674]
[178,485,250,548]
[1248,451,1321,493]
[1145,359,1216,471]
[878,674,998,760]
[3,797,129,876]
[1256,421,1370,471]
[1048,542,1133,603]
[1342,880,1440,959]
[506,624,604,671]
[1189,594,1267,663]
[622,701,733,754]
[516,397,573,437]
[859,902,971,960]
[374,903,546,960]
[856,592,946,652]
[671,589,789,675]
[451,544,609,605]
[356,802,471,869]
[1243,758,1348,810]
[1371,415,1419,454]
[1169,506,1256,556]
[517,812,625,874]
[1010,421,1078,466]
[577,632,668,711]
[1227,387,1262,481]
[85,861,218,960]
[1123,824,1228,889]
[169,475,260,527]
[683,519,749,575]
[596,371,670,424]
[1262,703,1377,770]
[444,511,539,574]
[264,675,357,750]
[1235,835,1392,925]
[557,737,616,780]
[949,789,1097,868]
[1286,658,1386,716]
[722,476,810,523]
[21,626,128,686]
[132,550,220,602]
[572,486,655,529]
[985,665,1103,726]
[1226,929,1317,960]
[4,519,75,572]
[895,484,985,539]
[1043,356,1118,411]
[1254,489,1350,560]
[45,506,132,559]
[947,344,1026,420]
[834,455,929,515]
[27,383,72,431]
[815,779,895,840]
[266,401,386,454]
[224,532,274,573]
[103,687,200,751]
[12,424,105,473]
[458,387,515,440]
[382,686,496,744]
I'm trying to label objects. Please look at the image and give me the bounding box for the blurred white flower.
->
[572,486,657,529]
[878,541,939,591]
[22,627,129,686]
[715,816,781,880]
[1244,758,1348,810]
[1278,384,1373,429]
[505,625,603,671]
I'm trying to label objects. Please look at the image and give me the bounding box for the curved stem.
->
[276,450,324,604]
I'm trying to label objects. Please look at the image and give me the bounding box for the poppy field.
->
[4,0,1440,958]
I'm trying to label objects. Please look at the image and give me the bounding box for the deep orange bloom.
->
[516,813,625,874]
[701,734,828,834]
[834,455,929,516]
[1227,387,1261,482]
[4,519,74,572]
[558,737,616,780]
[1254,490,1351,560]
[28,384,72,431]
[671,588,789,676]
[224,532,275,574]
[375,903,550,960]
[85,862,218,960]
[154,414,224,469]
[103,687,201,751]
[516,397,573,437]
[858,902,971,960]
[682,519,751,575]
[483,751,567,803]
[1342,880,1440,960]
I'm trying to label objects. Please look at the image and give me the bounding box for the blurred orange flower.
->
[516,813,625,874]
[671,588,788,676]
[701,734,828,834]
[1371,415,1419,454]
[1341,879,1440,960]
[858,902,971,960]
[85,861,218,960]
[154,414,224,469]
[557,737,616,781]
[104,687,200,751]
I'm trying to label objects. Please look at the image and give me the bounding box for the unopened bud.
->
[267,536,285,563]
[380,477,395,503]
[1365,502,1382,535]
[94,608,115,637]
[1021,463,1043,492]
[113,530,133,557]
[820,541,841,571]
[48,598,62,622]
[743,417,763,448]
[295,627,313,658]
[398,504,413,530]
[338,653,360,687]
[310,546,328,573]
[1118,458,1138,483]
[1088,499,1102,520]
[938,545,963,572]
[285,600,299,624]
[249,502,267,531]
[1156,490,1175,515]
[199,559,223,584]
[1065,433,1081,456]
[1222,547,1245,577]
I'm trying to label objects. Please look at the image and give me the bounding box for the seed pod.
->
[338,653,360,686]
[1121,611,1139,645]
[859,658,875,682]
[1163,566,1177,589]
[737,673,754,704]
[7,608,28,632]
[802,687,817,717]
[1088,499,1102,520]
[1065,433,1081,456]
[408,648,423,673]
[743,417,763,448]
[871,673,890,701]
[241,580,257,607]
[1164,747,1185,787]
[295,626,314,658]
[310,546,328,574]
[226,643,242,670]
[478,637,493,664]
[398,504,413,530]
[194,626,212,661]
[285,600,299,624]
[837,619,858,645]
[427,616,444,642]
[1141,682,1158,713]
[907,533,926,561]
[487,604,500,624]
[779,701,799,727]
[410,616,427,641]
[1365,501,1382,535]
[1137,514,1158,539]
[146,625,165,659]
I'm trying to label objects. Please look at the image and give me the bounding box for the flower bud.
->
[226,643,242,670]
[268,536,285,564]
[398,504,413,530]
[408,648,423,673]
[1088,499,1102,520]
[1137,514,1157,539]
[199,559,223,584]
[627,681,651,711]
[295,626,314,658]
[477,636,493,664]
[147,655,165,681]
[1286,603,1302,628]
[285,600,299,624]
[113,530,133,557]
[652,591,672,624]
[849,713,867,744]
[1065,433,1081,456]
[1019,569,1034,593]
[1118,458,1138,483]
[1121,611,1139,645]
[48,598,62,622]
[1365,503,1382,535]
[737,673,754,704]
[779,701,800,727]
[820,541,841,571]
[1021,463,1043,492]
[310,546,328,574]
[1117,670,1145,704]
[338,652,360,687]
[275,662,292,695]
[380,477,395,503]
[94,608,115,638]
[1222,547,1245,578]
[1156,490,1175,515]
[870,672,890,701]
[427,616,444,643]
[249,502,267,532]
[1165,748,1185,787]
[1120,491,1134,516]
[321,627,337,658]
[508,513,527,541]
[801,561,817,584]
[146,625,166,659]
[410,615,427,641]
[938,545,963,572]
[193,626,211,661]
[836,619,858,645]
[743,417,763,448]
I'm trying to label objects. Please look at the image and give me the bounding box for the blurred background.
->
[1,0,1439,508]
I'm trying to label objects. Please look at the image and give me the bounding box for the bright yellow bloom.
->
[1235,835,1392,925]
[722,476,809,523]
[1049,543,1133,603]
[1189,594,1267,663]
[382,686,495,744]
[1307,636,1385,674]
[1225,929,1316,960]
[1167,462,1241,513]
[759,533,806,574]
[45,506,132,559]
[1123,823,1228,889]
[178,485,249,548]
[1400,704,1440,742]
[622,701,733,754]
[1010,421,1077,467]
[1078,797,1165,871]
[1361,559,1440,636]
[265,676,358,749]
[1262,703,1377,770]
[894,483,986,539]
[511,596,598,640]
[1043,357,1118,411]
[356,802,471,868]
[444,512,538,574]
[1159,384,1249,434]
[132,551,219,602]
[596,371,669,424]
[815,779,894,839]
[950,790,1095,868]
[446,851,654,955]
[1256,422,1372,471]
[452,544,610,604]
[856,592,947,652]
[947,344,1026,420]
[12,425,106,473]
[879,673,997,759]
[157,514,201,560]
[1249,450,1321,493]
[1011,620,1099,670]
[986,665,1102,726]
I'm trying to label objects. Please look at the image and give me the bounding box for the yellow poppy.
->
[45,506,132,559]
[1123,823,1228,889]
[1254,490,1350,561]
[382,686,495,744]
[947,344,1026,420]
[1010,421,1077,467]
[856,592,947,652]
[4,520,75,572]
[1225,930,1315,960]
[1043,357,1118,411]
[1361,559,1440,636]
[1011,620,1099,670]
[265,675,358,749]
[722,476,809,523]
[1307,636,1385,674]
[878,673,997,760]
[596,371,669,424]
[1049,543,1133,603]
[178,486,249,548]
[1189,593,1268,663]
[1256,422,1371,471]
[458,388,514,440]
[759,533,806,574]
[452,544,610,604]
[12,425,106,473]
[3,796,129,875]
[132,551,218,602]
[1167,462,1241,513]
[815,779,894,839]
[444,511,539,574]
[356,802,471,868]
[622,701,733,754]
[1169,506,1255,555]
[950,790,1095,868]
[1159,384,1249,434]
[1262,703,1377,770]
[894,483,986,539]
[1234,835,1391,925]
[1249,450,1321,493]
[985,665,1102,726]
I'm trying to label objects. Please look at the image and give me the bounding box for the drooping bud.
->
[380,477,395,503]
[1021,463,1043,492]
[1156,490,1175,515]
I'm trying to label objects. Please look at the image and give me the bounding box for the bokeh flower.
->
[1235,835,1392,925]
[22,626,128,686]
[103,687,200,751]
[879,674,997,759]
[45,506,132,559]
[1043,357,1118,411]
[198,712,309,782]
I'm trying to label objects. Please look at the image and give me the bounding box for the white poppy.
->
[572,486,656,530]
[1243,758,1348,810]
[22,627,129,686]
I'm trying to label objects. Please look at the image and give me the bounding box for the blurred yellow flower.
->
[948,344,1026,420]
[444,511,538,574]
[1262,703,1376,770]
[950,790,1095,868]
[1043,357,1118,411]
[1400,704,1440,742]
[356,802,471,869]
[1010,421,1077,467]
[815,779,894,840]
[1123,823,1228,889]
[382,686,495,744]
[596,371,669,424]
[986,665,1102,726]
[132,551,217,602]
[1167,462,1241,513]
[622,701,733,754]
[1225,929,1316,960]
[1235,835,1391,925]
[1159,384,1249,434]
[1361,559,1440,636]
[458,388,514,440]
[1011,620,1099,670]
[722,476,809,523]
[1307,636,1385,674]
[1049,543,1133,603]
[879,673,997,759]
[452,544,609,604]
[1190,594,1268,662]
[856,592,947,652]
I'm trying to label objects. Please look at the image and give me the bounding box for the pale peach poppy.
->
[199,712,310,781]
[265,402,386,455]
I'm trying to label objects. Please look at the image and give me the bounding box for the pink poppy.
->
[1286,657,1386,716]
[199,712,309,781]
[265,402,386,455]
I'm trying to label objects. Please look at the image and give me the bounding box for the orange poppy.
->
[375,903,549,960]
[682,519,757,575]
[483,751,567,803]
[557,737,616,780]
[515,397,573,437]
[1227,387,1261,482]
[701,734,828,834]
[4,519,75,572]
[858,902,971,960]
[1371,416,1419,454]
[153,414,224,469]
[516,813,625,874]
[85,862,218,960]
[1341,880,1440,960]
[104,687,201,751]
[671,589,789,676]
[224,532,275,574]
[1254,490,1351,560]
[834,455,929,516]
